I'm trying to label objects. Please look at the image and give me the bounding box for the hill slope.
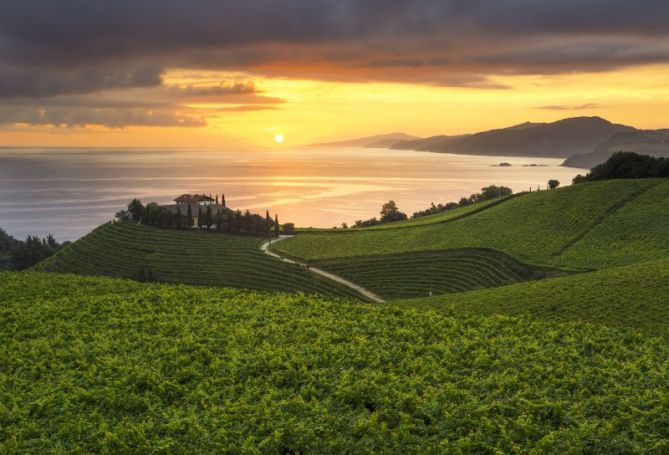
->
[34,222,362,299]
[392,116,633,158]
[394,258,669,333]
[313,248,569,300]
[563,129,669,168]
[2,272,669,452]
[275,179,669,271]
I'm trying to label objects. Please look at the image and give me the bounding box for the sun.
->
[274,133,285,144]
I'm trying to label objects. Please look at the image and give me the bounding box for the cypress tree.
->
[274,214,280,237]
[176,206,182,229]
[197,206,204,228]
[206,205,213,229]
[187,204,193,228]
[222,194,226,207]
[265,210,272,237]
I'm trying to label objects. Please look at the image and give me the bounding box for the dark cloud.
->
[0,105,205,128]
[0,64,163,98]
[1,1,668,126]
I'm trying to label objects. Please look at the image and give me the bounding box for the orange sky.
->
[2,63,669,148]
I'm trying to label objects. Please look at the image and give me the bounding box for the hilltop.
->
[3,272,669,452]
[34,222,362,299]
[392,116,633,159]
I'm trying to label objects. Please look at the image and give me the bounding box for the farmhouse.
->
[161,193,231,227]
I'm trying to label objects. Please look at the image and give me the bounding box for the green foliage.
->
[314,248,568,300]
[574,151,669,183]
[275,180,666,271]
[2,272,669,453]
[34,222,361,299]
[379,200,408,223]
[394,258,669,333]
[352,196,511,231]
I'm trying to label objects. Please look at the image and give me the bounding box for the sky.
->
[1,0,669,147]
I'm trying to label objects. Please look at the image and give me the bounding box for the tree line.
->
[0,228,66,270]
[573,151,669,183]
[116,199,293,237]
[344,185,515,228]
[411,185,513,219]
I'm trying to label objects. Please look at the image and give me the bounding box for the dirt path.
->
[260,236,385,303]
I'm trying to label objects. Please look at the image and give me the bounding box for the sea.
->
[0,147,586,241]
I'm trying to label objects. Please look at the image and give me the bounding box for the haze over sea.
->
[0,147,584,241]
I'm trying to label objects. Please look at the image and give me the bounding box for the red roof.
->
[174,194,215,203]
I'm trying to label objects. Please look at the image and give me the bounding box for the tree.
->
[380,200,408,223]
[548,179,560,189]
[126,199,144,222]
[10,234,62,270]
[221,194,226,207]
[205,205,213,229]
[187,204,193,228]
[197,206,204,228]
[234,210,242,233]
[575,151,669,182]
[176,206,183,229]
[275,214,280,237]
[283,223,295,235]
[265,210,272,237]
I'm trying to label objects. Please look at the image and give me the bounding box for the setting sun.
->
[274,133,284,144]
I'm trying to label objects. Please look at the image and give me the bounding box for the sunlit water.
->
[0,147,586,241]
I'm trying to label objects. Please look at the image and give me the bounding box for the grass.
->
[393,258,669,333]
[2,272,669,452]
[275,179,667,271]
[554,179,669,269]
[34,222,362,299]
[300,196,514,232]
[314,248,569,300]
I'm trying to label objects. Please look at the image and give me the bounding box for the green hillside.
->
[351,196,513,230]
[275,179,668,271]
[314,248,568,300]
[2,272,669,453]
[394,258,669,333]
[34,222,361,299]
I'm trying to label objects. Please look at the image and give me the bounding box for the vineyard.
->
[314,248,568,299]
[395,258,669,332]
[274,179,668,271]
[34,222,361,299]
[2,272,669,453]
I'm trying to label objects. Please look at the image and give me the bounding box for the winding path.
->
[260,236,385,303]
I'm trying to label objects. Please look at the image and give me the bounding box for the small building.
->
[161,193,230,228]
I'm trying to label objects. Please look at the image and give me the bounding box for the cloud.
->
[536,103,599,111]
[0,105,206,128]
[0,64,164,98]
[1,1,669,126]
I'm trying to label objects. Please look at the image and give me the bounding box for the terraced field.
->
[395,258,669,333]
[314,248,569,299]
[554,179,669,269]
[3,272,669,452]
[34,222,362,299]
[275,179,667,270]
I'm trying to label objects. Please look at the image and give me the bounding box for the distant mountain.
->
[312,132,420,148]
[392,117,634,159]
[562,129,669,168]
